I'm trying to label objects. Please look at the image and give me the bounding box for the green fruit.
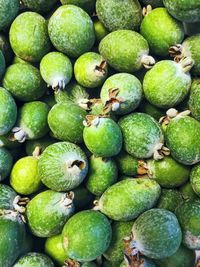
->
[48,101,87,143]
[38,142,88,191]
[180,182,198,201]
[22,0,57,14]
[40,93,56,108]
[99,30,154,73]
[62,210,112,261]
[10,12,51,62]
[73,185,94,211]
[131,208,182,259]
[0,147,13,181]
[140,8,184,56]
[60,0,96,14]
[0,87,17,135]
[116,151,139,176]
[40,52,73,90]
[25,135,56,156]
[0,50,6,80]
[118,113,163,159]
[94,19,109,43]
[86,155,118,196]
[0,184,17,210]
[143,60,191,109]
[20,233,34,257]
[83,116,122,157]
[12,56,30,65]
[0,0,19,30]
[3,63,46,102]
[138,100,165,121]
[100,73,142,115]
[26,190,74,237]
[140,0,163,8]
[98,178,161,221]
[0,133,21,149]
[157,189,183,212]
[190,163,200,196]
[0,33,13,64]
[48,5,95,58]
[189,79,200,121]
[120,257,156,267]
[74,52,108,88]
[13,252,55,267]
[176,200,200,249]
[166,115,200,165]
[96,0,142,31]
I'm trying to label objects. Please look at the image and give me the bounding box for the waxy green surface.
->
[189,79,200,121]
[0,184,17,210]
[60,0,96,14]
[116,151,139,176]
[22,0,57,14]
[0,0,19,30]
[13,252,55,267]
[0,147,13,181]
[157,189,183,212]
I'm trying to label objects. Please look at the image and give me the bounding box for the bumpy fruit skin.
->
[60,0,96,14]
[22,0,57,14]
[0,87,17,135]
[48,5,95,58]
[190,163,200,196]
[119,113,163,158]
[140,8,184,56]
[143,60,191,109]
[26,190,74,237]
[62,210,112,261]
[94,20,109,43]
[3,63,46,102]
[180,182,198,201]
[176,200,200,249]
[98,178,161,221]
[157,189,183,212]
[10,12,51,62]
[0,0,19,30]
[163,0,200,23]
[116,151,139,176]
[189,79,200,121]
[0,147,13,181]
[166,116,200,165]
[96,0,142,31]
[13,252,55,267]
[140,0,163,7]
[0,184,17,210]
[99,30,149,73]
[38,142,88,191]
[83,117,122,157]
[25,135,56,156]
[48,101,87,143]
[132,209,182,259]
[0,51,5,80]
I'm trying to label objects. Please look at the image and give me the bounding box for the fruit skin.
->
[0,147,13,181]
[96,0,142,32]
[175,200,200,249]
[10,12,51,62]
[157,189,183,212]
[0,51,6,80]
[25,135,56,156]
[26,190,74,238]
[100,73,142,115]
[98,178,161,221]
[0,0,19,30]
[3,63,46,102]
[118,113,163,159]
[166,115,200,165]
[0,87,17,135]
[116,151,139,176]
[60,0,96,14]
[190,163,200,196]
[138,100,165,121]
[120,257,156,267]
[62,210,112,262]
[99,30,150,73]
[143,60,191,109]
[13,252,55,267]
[83,117,122,157]
[22,0,57,14]
[0,33,13,64]
[131,208,182,259]
[48,101,87,143]
[86,155,118,196]
[48,5,95,58]
[94,20,109,43]
[180,182,198,201]
[189,79,200,121]
[0,184,17,210]
[140,8,184,56]
[38,142,88,191]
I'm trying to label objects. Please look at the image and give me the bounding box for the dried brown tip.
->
[78,98,101,111]
[10,127,27,143]
[103,88,125,114]
[32,146,42,158]
[63,259,80,267]
[94,60,107,76]
[153,143,170,160]
[169,44,183,61]
[179,56,194,73]
[141,55,156,69]
[159,108,191,126]
[137,160,148,175]
[142,5,152,16]
[52,79,66,92]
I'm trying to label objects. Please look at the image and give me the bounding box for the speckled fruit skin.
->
[147,156,190,188]
[166,116,200,165]
[119,113,163,158]
[0,184,17,210]
[99,30,149,73]
[17,101,49,140]
[83,117,122,157]
[0,0,19,30]
[25,135,56,156]
[60,0,96,14]
[0,147,13,181]
[157,189,183,212]
[0,87,17,135]
[180,182,198,201]
[0,51,5,80]
[132,209,182,259]
[140,8,184,56]
[86,155,118,196]
[3,63,46,102]
[48,5,95,58]
[38,142,88,191]
[94,20,109,43]
[62,210,112,261]
[176,200,200,249]
[116,151,139,176]
[100,73,142,115]
[141,0,163,8]
[40,52,73,88]
[190,163,200,196]
[22,0,57,14]
[26,190,74,238]
[163,0,200,23]
[189,79,200,121]
[98,178,161,221]
[13,252,55,267]
[48,101,87,143]
[143,60,191,109]
[96,0,142,32]
[10,12,51,62]
[74,52,108,88]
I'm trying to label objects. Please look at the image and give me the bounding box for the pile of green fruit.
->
[1,0,200,266]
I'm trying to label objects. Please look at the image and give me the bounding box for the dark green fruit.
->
[0,184,17,210]
[60,0,96,14]
[190,162,200,196]
[0,51,5,80]
[25,135,56,156]
[0,147,13,181]
[72,185,94,211]
[157,189,183,212]
[138,100,165,121]
[0,133,22,149]
[180,182,198,201]
[116,151,139,176]
[140,0,163,8]
[0,0,20,30]
[10,12,51,62]
[189,79,200,121]
[22,0,57,14]
[94,19,109,43]
[62,210,112,261]
[13,252,55,267]
[0,33,13,64]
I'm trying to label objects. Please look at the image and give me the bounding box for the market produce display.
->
[1,0,200,266]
